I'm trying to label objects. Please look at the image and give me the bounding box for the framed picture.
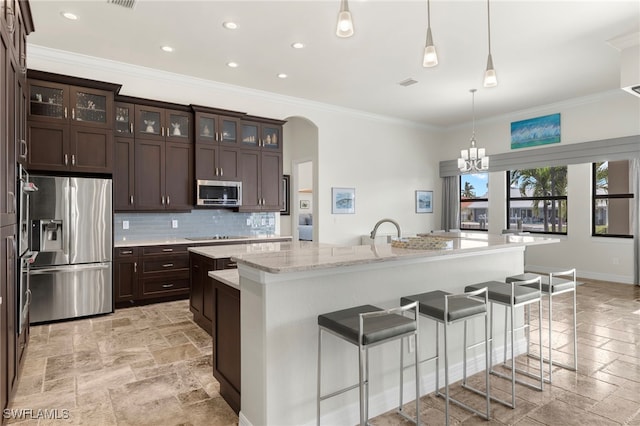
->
[415,190,433,213]
[331,187,355,214]
[300,200,310,209]
[281,175,290,215]
[511,113,561,149]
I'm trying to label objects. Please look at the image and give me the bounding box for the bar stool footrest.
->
[396,408,419,425]
[526,353,577,372]
[490,369,543,391]
[461,383,513,410]
[433,391,490,420]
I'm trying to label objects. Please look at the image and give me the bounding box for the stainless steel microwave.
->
[196,180,242,207]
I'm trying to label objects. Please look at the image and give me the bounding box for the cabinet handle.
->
[6,7,14,34]
[215,132,219,142]
[215,167,218,176]
[227,262,237,268]
[64,154,68,166]
[72,108,75,120]
[130,195,134,205]
[25,289,32,307]
[20,54,26,75]
[162,284,175,288]
[162,263,174,268]
[162,248,173,252]
[71,154,76,166]
[134,262,137,273]
[20,139,27,159]
[220,168,223,176]
[161,127,165,137]
[121,250,133,255]
[166,196,170,205]
[130,122,134,133]
[8,192,15,214]
[64,107,68,118]
[161,196,165,205]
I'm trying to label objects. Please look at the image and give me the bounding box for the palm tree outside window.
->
[592,160,633,238]
[507,167,568,234]
[460,174,488,231]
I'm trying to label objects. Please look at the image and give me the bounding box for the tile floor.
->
[6,279,640,425]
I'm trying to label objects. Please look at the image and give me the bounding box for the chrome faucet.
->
[370,218,401,239]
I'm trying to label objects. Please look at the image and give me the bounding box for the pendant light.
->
[483,0,498,88]
[336,0,354,38]
[458,89,489,173]
[422,0,438,67]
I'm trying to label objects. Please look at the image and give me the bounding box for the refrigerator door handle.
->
[29,263,111,275]
[67,180,75,261]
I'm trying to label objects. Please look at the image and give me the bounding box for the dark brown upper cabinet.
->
[114,102,135,138]
[135,105,192,144]
[241,116,283,153]
[192,106,243,182]
[26,72,120,174]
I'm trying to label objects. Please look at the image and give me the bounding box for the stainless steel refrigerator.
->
[28,176,112,323]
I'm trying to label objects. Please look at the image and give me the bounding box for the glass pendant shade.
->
[336,0,354,38]
[483,53,498,88]
[423,28,438,67]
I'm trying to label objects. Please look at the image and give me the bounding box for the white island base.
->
[235,236,554,426]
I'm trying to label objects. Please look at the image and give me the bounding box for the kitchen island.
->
[231,232,558,426]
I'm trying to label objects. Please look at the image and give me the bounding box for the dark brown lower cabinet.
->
[211,276,240,414]
[189,253,236,335]
[1,225,17,411]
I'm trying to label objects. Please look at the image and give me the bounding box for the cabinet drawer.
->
[140,277,189,298]
[142,254,189,273]
[215,258,238,270]
[115,247,139,258]
[142,245,189,256]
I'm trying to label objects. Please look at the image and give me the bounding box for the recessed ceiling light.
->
[291,42,304,49]
[161,46,174,53]
[61,12,78,20]
[223,21,238,30]
[277,73,288,79]
[227,62,239,68]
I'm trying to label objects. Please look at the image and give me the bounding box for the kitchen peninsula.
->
[226,232,558,426]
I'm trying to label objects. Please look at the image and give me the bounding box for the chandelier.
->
[458,89,489,173]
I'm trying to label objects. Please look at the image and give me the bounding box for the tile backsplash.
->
[114,210,278,241]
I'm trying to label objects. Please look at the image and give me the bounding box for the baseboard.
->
[238,411,251,426]
[525,264,634,284]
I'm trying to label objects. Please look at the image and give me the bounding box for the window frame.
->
[459,174,488,232]
[506,168,568,236]
[591,161,633,239]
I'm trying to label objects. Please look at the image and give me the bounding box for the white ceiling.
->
[26,0,640,127]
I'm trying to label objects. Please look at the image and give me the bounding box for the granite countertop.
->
[208,269,239,290]
[233,233,559,274]
[188,241,328,259]
[113,235,292,248]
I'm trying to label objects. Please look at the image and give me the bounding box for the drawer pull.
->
[121,250,133,255]
[162,284,174,288]
[162,248,173,252]
[134,262,137,273]
[162,263,174,268]
[227,262,237,267]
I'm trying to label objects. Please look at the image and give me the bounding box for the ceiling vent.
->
[398,78,418,87]
[107,0,137,9]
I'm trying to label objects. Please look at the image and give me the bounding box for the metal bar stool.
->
[505,268,578,383]
[464,277,544,409]
[399,288,490,425]
[317,302,420,426]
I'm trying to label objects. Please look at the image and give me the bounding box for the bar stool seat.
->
[400,288,490,425]
[318,304,417,345]
[465,280,540,305]
[464,278,544,409]
[505,269,578,383]
[317,302,420,426]
[507,273,575,293]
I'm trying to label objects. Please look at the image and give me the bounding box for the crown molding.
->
[27,44,436,131]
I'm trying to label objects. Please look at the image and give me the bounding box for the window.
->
[507,167,568,234]
[460,173,488,231]
[592,160,633,238]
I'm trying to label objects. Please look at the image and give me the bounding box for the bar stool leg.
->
[539,296,544,390]
[365,347,370,423]
[358,346,365,426]
[414,332,420,426]
[317,328,322,426]
[510,305,516,408]
[435,321,440,396]
[548,292,553,381]
[484,307,491,418]
[399,337,405,409]
[572,288,578,370]
[444,322,450,425]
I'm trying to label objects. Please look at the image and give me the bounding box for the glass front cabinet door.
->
[114,102,134,138]
[262,124,281,151]
[29,81,68,123]
[135,105,163,140]
[166,111,190,143]
[241,121,260,150]
[71,88,109,127]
